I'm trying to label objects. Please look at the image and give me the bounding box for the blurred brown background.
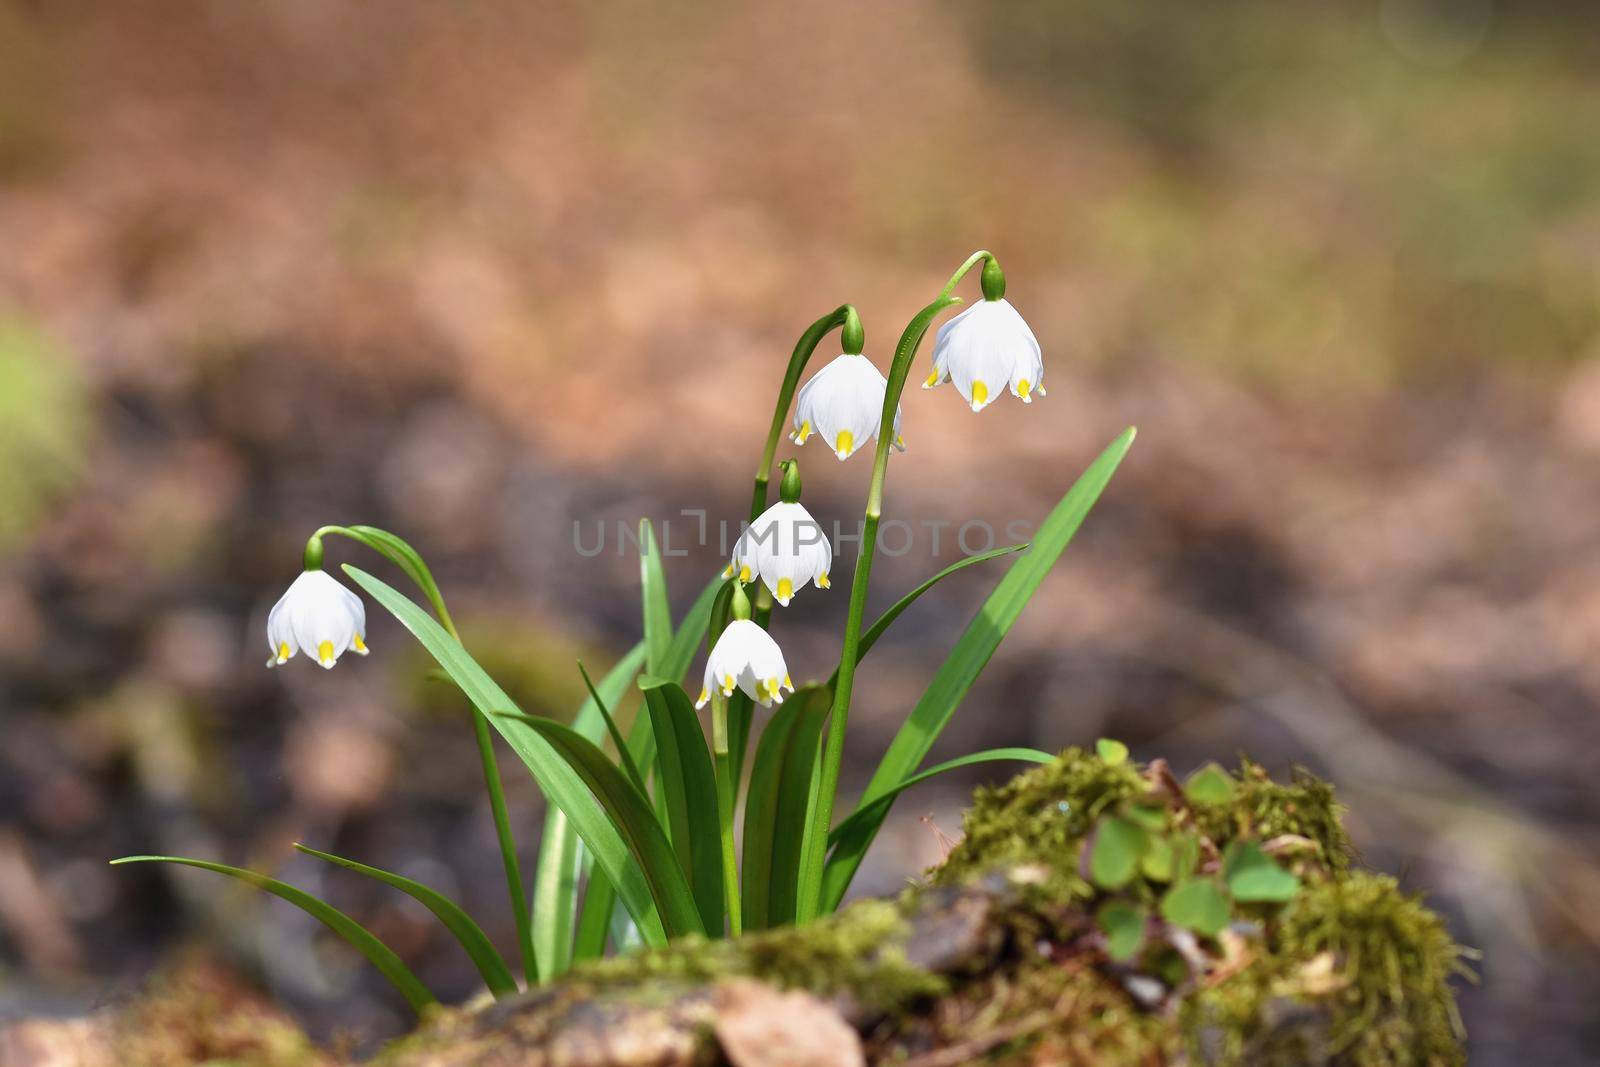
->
[2,0,1599,1060]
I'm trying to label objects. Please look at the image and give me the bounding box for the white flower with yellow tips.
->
[723,459,831,606]
[725,501,832,606]
[924,298,1044,412]
[266,569,369,669]
[694,619,793,709]
[790,353,905,461]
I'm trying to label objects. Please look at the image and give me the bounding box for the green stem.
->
[938,250,994,302]
[712,694,742,937]
[748,305,857,524]
[795,264,978,921]
[313,525,537,985]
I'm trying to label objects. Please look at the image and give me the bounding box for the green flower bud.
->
[303,533,325,571]
[730,580,752,622]
[778,458,802,504]
[840,305,865,355]
[980,256,1007,301]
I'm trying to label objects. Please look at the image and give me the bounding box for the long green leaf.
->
[499,713,705,938]
[530,641,646,980]
[572,866,615,961]
[579,662,649,797]
[111,856,436,1013]
[323,525,453,627]
[741,686,831,930]
[626,572,727,784]
[640,679,726,933]
[662,575,729,688]
[535,573,723,974]
[293,844,516,998]
[826,544,1026,689]
[346,566,668,947]
[820,427,1136,911]
[640,519,672,674]
[825,748,1055,847]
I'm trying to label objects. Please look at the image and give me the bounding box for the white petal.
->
[933,301,1041,413]
[702,620,789,709]
[279,569,364,667]
[793,354,894,460]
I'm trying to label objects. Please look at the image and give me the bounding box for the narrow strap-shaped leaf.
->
[640,679,726,934]
[825,748,1055,847]
[322,525,454,630]
[347,566,668,947]
[531,641,646,980]
[498,712,705,938]
[821,428,1136,911]
[825,544,1026,689]
[572,866,616,961]
[661,574,727,686]
[639,519,672,675]
[741,685,831,930]
[579,662,649,797]
[625,572,725,811]
[549,573,724,969]
[293,844,517,998]
[111,856,437,1013]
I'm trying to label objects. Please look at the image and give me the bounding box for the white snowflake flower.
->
[791,353,906,460]
[694,619,793,709]
[724,500,832,606]
[266,569,369,669]
[925,298,1045,412]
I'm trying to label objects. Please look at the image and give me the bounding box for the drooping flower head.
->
[925,258,1044,412]
[791,354,905,461]
[724,460,831,606]
[695,586,793,709]
[266,567,369,669]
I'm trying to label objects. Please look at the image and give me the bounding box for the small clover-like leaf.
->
[1088,816,1150,890]
[1185,763,1235,806]
[1222,842,1301,903]
[1160,878,1230,937]
[1124,802,1168,833]
[1096,900,1148,962]
[1168,832,1201,880]
[1096,738,1130,765]
[1141,836,1175,882]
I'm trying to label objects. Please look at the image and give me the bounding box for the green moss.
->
[934,745,1149,891]
[1280,874,1466,1065]
[1191,760,1353,873]
[1185,873,1466,1066]
[578,898,945,1013]
[908,750,1457,1065]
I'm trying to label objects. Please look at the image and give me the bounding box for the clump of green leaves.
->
[1082,760,1304,965]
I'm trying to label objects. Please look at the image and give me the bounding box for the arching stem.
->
[748,305,858,524]
[310,525,536,985]
[795,268,974,919]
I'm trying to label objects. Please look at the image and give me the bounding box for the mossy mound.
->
[889,748,1464,1065]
